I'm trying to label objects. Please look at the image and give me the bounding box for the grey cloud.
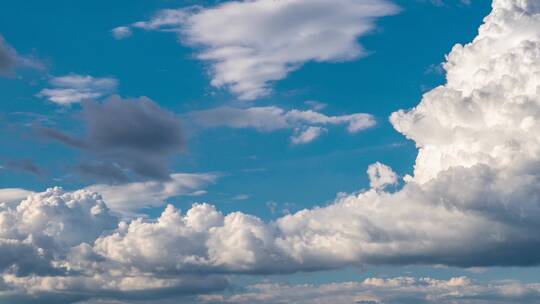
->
[37,96,185,181]
[0,35,18,76]
[3,159,43,176]
[37,74,118,106]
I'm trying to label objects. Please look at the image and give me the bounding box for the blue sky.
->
[2,0,540,303]
[0,0,489,215]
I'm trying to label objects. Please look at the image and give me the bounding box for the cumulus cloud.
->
[3,0,540,302]
[37,96,185,181]
[188,106,376,144]
[37,74,118,105]
[367,162,398,190]
[200,276,540,304]
[124,0,399,100]
[3,159,43,176]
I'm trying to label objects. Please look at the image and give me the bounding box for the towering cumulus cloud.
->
[2,0,540,302]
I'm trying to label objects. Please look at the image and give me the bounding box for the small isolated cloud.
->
[37,74,118,105]
[367,162,398,190]
[123,0,399,100]
[111,26,132,39]
[36,96,185,181]
[188,106,376,144]
[4,1,540,303]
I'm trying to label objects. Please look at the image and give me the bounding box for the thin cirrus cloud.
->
[2,0,540,303]
[37,74,118,105]
[115,0,400,100]
[188,105,376,144]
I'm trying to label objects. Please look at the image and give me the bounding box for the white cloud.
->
[3,0,540,302]
[0,188,35,206]
[126,0,399,100]
[290,126,327,145]
[86,173,218,215]
[188,106,376,144]
[37,74,118,105]
[111,26,132,40]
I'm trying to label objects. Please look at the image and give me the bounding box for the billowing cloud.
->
[37,96,185,181]
[37,74,118,105]
[188,106,376,144]
[124,0,399,100]
[367,162,398,190]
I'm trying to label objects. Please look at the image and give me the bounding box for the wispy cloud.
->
[37,74,117,105]
[119,0,399,100]
[188,105,376,144]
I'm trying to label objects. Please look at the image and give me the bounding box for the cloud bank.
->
[123,0,399,100]
[2,0,540,302]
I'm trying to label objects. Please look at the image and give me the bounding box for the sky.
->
[1,0,540,303]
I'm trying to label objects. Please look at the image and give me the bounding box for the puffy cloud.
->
[37,96,185,181]
[200,276,540,304]
[4,0,540,302]
[367,162,398,190]
[37,74,118,105]
[78,0,540,275]
[125,0,399,100]
[188,106,376,144]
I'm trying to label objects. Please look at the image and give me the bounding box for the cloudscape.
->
[1,0,540,303]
